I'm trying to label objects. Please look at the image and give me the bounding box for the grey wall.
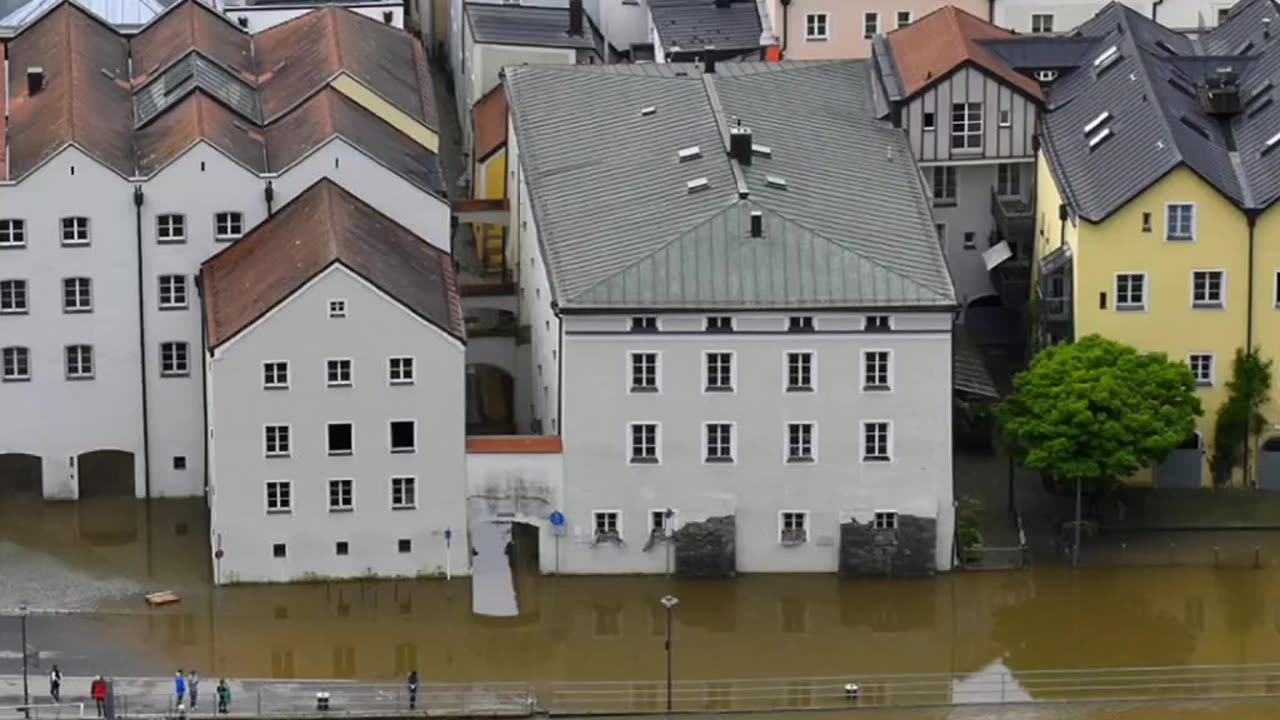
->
[905,66,1037,163]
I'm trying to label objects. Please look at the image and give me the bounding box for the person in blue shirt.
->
[175,670,186,708]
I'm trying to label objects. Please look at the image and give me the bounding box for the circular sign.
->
[549,511,565,527]
[214,549,224,560]
[444,528,453,541]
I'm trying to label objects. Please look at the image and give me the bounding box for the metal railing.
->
[0,704,86,719]
[111,683,533,718]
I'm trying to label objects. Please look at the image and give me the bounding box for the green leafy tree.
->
[998,335,1202,490]
[1210,348,1274,485]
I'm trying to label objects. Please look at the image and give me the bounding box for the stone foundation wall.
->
[674,515,736,578]
[839,514,937,578]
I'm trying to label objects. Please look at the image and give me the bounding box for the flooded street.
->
[4,498,1280,720]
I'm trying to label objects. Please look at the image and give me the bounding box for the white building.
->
[502,62,959,577]
[201,179,469,584]
[992,0,1241,33]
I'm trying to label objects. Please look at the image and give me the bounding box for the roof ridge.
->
[1120,17,1179,164]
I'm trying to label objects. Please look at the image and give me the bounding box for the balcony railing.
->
[991,189,1034,249]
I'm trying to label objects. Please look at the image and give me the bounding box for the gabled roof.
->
[202,178,463,348]
[884,5,1042,101]
[648,0,763,54]
[131,0,253,77]
[504,62,955,311]
[0,0,168,30]
[464,2,602,51]
[135,91,266,173]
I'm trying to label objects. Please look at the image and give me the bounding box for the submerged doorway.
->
[0,453,42,496]
[77,450,136,498]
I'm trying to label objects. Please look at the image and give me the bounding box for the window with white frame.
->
[215,212,244,241]
[997,164,1021,196]
[862,421,891,462]
[1188,353,1215,386]
[263,361,289,389]
[1166,204,1196,241]
[630,351,659,392]
[265,424,291,457]
[156,214,186,243]
[391,476,416,508]
[158,274,187,309]
[61,217,90,245]
[931,166,956,205]
[160,341,189,376]
[923,111,936,130]
[786,351,814,391]
[650,509,677,535]
[0,280,28,314]
[1116,273,1147,310]
[328,422,354,455]
[863,11,878,38]
[951,102,983,150]
[863,350,891,390]
[631,316,658,332]
[390,420,417,453]
[329,478,353,511]
[328,299,347,318]
[629,422,659,463]
[327,359,352,386]
[266,480,292,513]
[780,512,808,543]
[1192,270,1225,308]
[788,315,815,332]
[865,315,891,331]
[805,12,828,39]
[0,219,26,247]
[2,346,30,381]
[62,277,92,313]
[704,422,734,463]
[705,351,734,391]
[705,315,733,332]
[896,10,911,28]
[1030,13,1054,33]
[998,108,1012,127]
[874,511,898,530]
[787,422,815,463]
[65,344,93,379]
[388,356,415,384]
[593,511,621,541]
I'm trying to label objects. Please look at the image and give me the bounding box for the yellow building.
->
[1032,1,1280,488]
[471,84,510,276]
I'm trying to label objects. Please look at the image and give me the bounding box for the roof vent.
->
[764,175,788,189]
[640,106,657,116]
[568,0,584,37]
[26,67,44,95]
[1263,131,1280,155]
[1087,127,1113,149]
[749,211,763,238]
[382,10,393,23]
[1034,69,1058,82]
[1082,111,1110,135]
[236,15,248,28]
[677,145,702,161]
[729,124,753,166]
[686,177,711,193]
[751,143,772,157]
[1093,45,1120,75]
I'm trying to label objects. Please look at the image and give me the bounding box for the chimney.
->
[568,0,584,36]
[749,211,763,237]
[26,67,44,95]
[729,123,753,166]
[704,52,716,73]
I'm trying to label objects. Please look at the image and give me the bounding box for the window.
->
[1276,270,1280,307]
[160,341,189,376]
[896,10,911,28]
[328,422,354,456]
[328,299,347,318]
[1192,270,1225,308]
[158,274,187,309]
[61,217,90,245]
[1166,203,1196,241]
[266,480,292,513]
[0,219,26,247]
[650,509,677,535]
[704,422,734,463]
[388,356,415,385]
[327,359,352,386]
[863,350,891,390]
[629,351,659,392]
[1031,13,1054,33]
[1115,273,1147,311]
[704,351,734,392]
[629,422,659,463]
[787,422,815,463]
[862,421,891,462]
[865,315,891,331]
[62,277,92,313]
[997,164,1021,196]
[863,11,878,38]
[706,316,733,332]
[2,347,30,381]
[998,109,1012,127]
[874,511,898,530]
[1188,353,1214,386]
[173,456,186,470]
[631,316,658,332]
[951,102,983,150]
[786,351,814,391]
[781,512,808,544]
[923,112,936,130]
[1142,212,1153,232]
[263,361,289,389]
[931,167,956,205]
[805,12,828,39]
[336,541,350,556]
[936,223,947,242]
[964,232,976,249]
[0,280,28,314]
[215,212,244,241]
[391,476,416,509]
[156,214,186,243]
[788,316,814,332]
[65,344,94,379]
[1217,6,1231,24]
[273,543,287,558]
[390,420,417,453]
[398,538,412,553]
[265,424,291,457]
[593,511,620,541]
[329,479,354,511]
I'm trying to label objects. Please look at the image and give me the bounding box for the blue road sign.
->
[549,511,565,527]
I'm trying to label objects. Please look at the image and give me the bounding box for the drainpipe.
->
[1152,0,1163,22]
[554,302,564,437]
[264,180,275,216]
[779,0,790,56]
[196,273,211,503]
[1244,209,1258,486]
[134,185,153,499]
[988,0,995,23]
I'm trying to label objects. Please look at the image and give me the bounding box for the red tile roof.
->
[886,6,1042,100]
[466,437,563,454]
[135,92,267,174]
[131,0,255,83]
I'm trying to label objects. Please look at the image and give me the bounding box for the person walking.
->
[407,670,419,711]
[49,665,62,703]
[91,676,106,717]
[216,680,230,715]
[188,671,199,711]
[175,670,187,709]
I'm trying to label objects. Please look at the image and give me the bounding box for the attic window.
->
[1087,127,1113,149]
[751,144,773,158]
[1248,97,1273,117]
[1155,40,1179,55]
[686,177,711,192]
[1167,77,1195,98]
[1083,111,1111,135]
[1093,45,1120,74]
[1249,81,1273,102]
[677,146,702,161]
[1237,40,1255,54]
[640,106,657,116]
[1179,115,1210,140]
[1263,131,1280,155]
[764,175,788,189]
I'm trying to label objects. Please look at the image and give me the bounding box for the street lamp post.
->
[660,595,679,713]
[19,604,30,719]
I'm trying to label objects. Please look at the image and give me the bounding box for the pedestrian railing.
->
[0,703,86,719]
[112,683,534,718]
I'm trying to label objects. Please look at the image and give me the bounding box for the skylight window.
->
[678,146,702,161]
[751,144,773,158]
[1179,115,1210,140]
[765,175,788,189]
[1155,40,1179,55]
[1167,77,1195,98]
[640,106,657,116]
[1248,81,1273,104]
[1088,128,1113,149]
[686,177,710,192]
[1263,131,1280,155]
[1248,97,1273,117]
[1083,111,1111,135]
[1093,45,1119,70]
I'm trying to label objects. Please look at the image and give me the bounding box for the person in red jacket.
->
[90,676,106,717]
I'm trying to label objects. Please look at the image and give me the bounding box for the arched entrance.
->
[77,450,136,498]
[0,453,42,495]
[466,364,515,434]
[1156,433,1203,489]
[1259,437,1280,491]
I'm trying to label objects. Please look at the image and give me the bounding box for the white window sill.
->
[392,505,416,511]
[390,379,415,386]
[327,381,353,388]
[266,508,291,515]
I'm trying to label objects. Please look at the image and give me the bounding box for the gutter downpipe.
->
[1245,209,1257,486]
[134,185,153,499]
[1152,0,1163,22]
[988,0,995,23]
[779,0,789,56]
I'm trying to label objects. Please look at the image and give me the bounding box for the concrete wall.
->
[766,0,988,59]
[224,2,404,32]
[208,265,469,584]
[465,445,563,532]
[993,0,1229,33]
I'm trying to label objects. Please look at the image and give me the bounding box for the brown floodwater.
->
[4,498,1280,720]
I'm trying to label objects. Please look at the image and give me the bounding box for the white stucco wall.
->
[993,0,1229,32]
[224,3,404,32]
[509,146,560,435]
[466,449,563,526]
[208,264,468,584]
[470,43,576,113]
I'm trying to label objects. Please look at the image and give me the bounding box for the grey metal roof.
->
[504,62,956,311]
[134,51,261,126]
[978,36,1096,71]
[1,0,166,27]
[954,326,998,399]
[648,0,762,54]
[465,2,601,51]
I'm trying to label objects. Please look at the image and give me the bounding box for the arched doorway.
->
[1156,433,1203,489]
[77,450,136,498]
[1259,437,1280,491]
[466,364,515,434]
[0,453,42,495]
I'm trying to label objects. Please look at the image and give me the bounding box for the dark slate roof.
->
[1041,0,1280,220]
[465,2,601,51]
[978,36,1096,70]
[504,62,956,310]
[648,0,762,54]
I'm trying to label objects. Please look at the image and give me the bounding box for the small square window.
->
[263,361,289,389]
[390,420,417,453]
[389,356,415,384]
[156,214,187,243]
[788,316,814,332]
[1030,13,1054,33]
[391,476,416,509]
[265,424,291,457]
[1,280,29,314]
[923,112,936,130]
[650,509,676,535]
[160,341,190,377]
[215,211,244,241]
[61,217,90,245]
[272,543,287,558]
[327,359,352,386]
[593,511,621,541]
[0,219,27,247]
[1116,273,1147,311]
[863,11,879,38]
[705,316,733,332]
[329,478,354,511]
[398,538,412,553]
[173,456,187,470]
[631,316,658,332]
[874,511,898,530]
[805,12,828,40]
[329,299,347,318]
[781,512,808,544]
[1191,270,1225,308]
[328,423,354,456]
[865,315,891,331]
[896,10,911,28]
[336,541,350,556]
[1188,353,1215,386]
